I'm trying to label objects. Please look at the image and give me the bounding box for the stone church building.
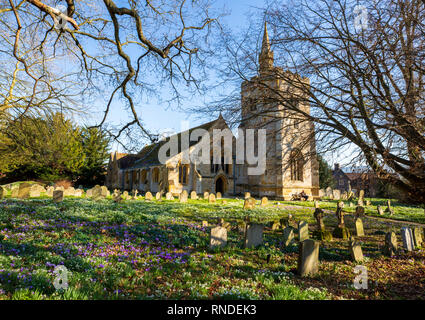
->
[105,23,319,199]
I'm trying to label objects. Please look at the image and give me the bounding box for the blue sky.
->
[100,0,264,152]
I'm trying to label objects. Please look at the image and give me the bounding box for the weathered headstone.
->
[383,232,398,257]
[260,196,268,206]
[190,191,198,200]
[18,183,31,199]
[355,218,365,236]
[92,185,104,200]
[283,227,295,247]
[243,197,256,209]
[208,193,216,203]
[53,190,64,203]
[333,201,350,239]
[358,189,365,206]
[319,189,325,198]
[46,186,54,197]
[179,191,188,203]
[145,191,153,201]
[332,189,341,200]
[384,199,392,214]
[297,239,320,277]
[401,227,414,252]
[210,226,227,249]
[298,221,309,242]
[11,186,18,198]
[413,227,423,248]
[156,191,163,201]
[203,191,209,199]
[325,187,333,199]
[122,191,129,200]
[377,205,384,216]
[216,192,222,199]
[100,186,110,197]
[86,189,93,198]
[349,237,364,262]
[244,223,264,248]
[166,192,173,200]
[29,184,46,197]
[244,192,251,199]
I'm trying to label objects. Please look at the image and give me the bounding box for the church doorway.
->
[215,176,225,194]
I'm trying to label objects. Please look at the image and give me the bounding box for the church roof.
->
[125,115,229,170]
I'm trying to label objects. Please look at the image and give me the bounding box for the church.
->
[105,23,320,200]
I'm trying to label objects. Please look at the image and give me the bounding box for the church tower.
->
[236,22,319,199]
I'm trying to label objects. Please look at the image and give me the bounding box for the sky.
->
[101,0,264,152]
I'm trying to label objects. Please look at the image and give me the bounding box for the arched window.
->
[178,163,189,184]
[152,168,160,183]
[141,170,147,184]
[290,149,304,181]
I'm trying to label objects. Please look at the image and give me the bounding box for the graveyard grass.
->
[0,193,424,300]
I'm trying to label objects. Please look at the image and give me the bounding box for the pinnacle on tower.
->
[259,21,274,73]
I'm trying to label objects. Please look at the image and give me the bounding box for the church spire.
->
[259,21,274,73]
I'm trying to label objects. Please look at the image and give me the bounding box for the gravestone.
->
[100,186,110,197]
[333,189,341,200]
[260,197,268,206]
[190,191,198,200]
[46,186,54,197]
[383,232,398,257]
[333,201,350,239]
[283,227,295,247]
[53,190,64,203]
[243,197,256,209]
[355,218,365,236]
[74,189,83,197]
[384,199,392,214]
[86,189,93,198]
[113,190,122,203]
[413,228,423,248]
[179,191,188,203]
[298,221,309,242]
[132,189,139,199]
[11,187,18,198]
[349,237,364,262]
[92,185,103,200]
[325,187,333,199]
[319,189,325,198]
[156,192,163,201]
[216,192,222,199]
[297,239,320,277]
[210,226,227,249]
[208,193,216,203]
[64,187,76,197]
[29,184,46,197]
[18,183,31,199]
[203,191,209,199]
[145,191,153,201]
[166,192,173,200]
[358,190,365,206]
[244,223,264,248]
[401,227,414,252]
[244,192,251,199]
[377,205,384,216]
[122,191,129,200]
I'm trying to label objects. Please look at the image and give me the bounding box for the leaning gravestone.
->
[260,197,268,206]
[166,192,173,200]
[283,227,295,247]
[349,237,364,262]
[383,232,398,257]
[298,239,319,277]
[413,228,423,248]
[298,221,309,242]
[145,191,153,201]
[401,227,415,252]
[156,192,163,201]
[244,223,264,248]
[377,205,384,216]
[208,193,216,204]
[243,197,256,209]
[355,218,365,236]
[216,192,222,199]
[18,183,31,199]
[53,190,64,203]
[210,226,227,249]
[190,191,198,200]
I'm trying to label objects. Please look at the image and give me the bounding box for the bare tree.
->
[0,0,220,147]
[203,0,425,203]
